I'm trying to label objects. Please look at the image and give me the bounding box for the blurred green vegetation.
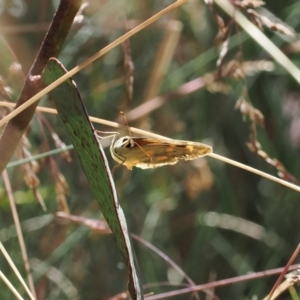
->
[1,0,300,299]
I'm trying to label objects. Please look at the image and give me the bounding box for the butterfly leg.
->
[96,131,119,140]
[111,153,128,174]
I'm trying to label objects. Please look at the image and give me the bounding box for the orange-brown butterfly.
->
[110,133,212,170]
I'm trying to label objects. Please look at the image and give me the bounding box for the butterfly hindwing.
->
[111,136,212,170]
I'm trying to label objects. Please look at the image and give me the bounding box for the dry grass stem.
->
[2,171,36,299]
[0,0,187,128]
[1,101,299,193]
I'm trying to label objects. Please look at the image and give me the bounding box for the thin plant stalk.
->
[0,271,25,300]
[0,0,187,128]
[0,242,36,300]
[1,102,299,193]
[2,171,36,299]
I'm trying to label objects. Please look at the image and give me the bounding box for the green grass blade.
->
[41,58,142,300]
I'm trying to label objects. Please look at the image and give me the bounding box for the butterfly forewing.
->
[111,136,212,170]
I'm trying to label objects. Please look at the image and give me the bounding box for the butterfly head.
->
[110,135,138,167]
[113,136,135,149]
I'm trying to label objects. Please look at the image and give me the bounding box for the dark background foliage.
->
[0,0,300,299]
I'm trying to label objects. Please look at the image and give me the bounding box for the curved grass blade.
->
[41,58,142,300]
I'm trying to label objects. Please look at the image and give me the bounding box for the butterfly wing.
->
[112,137,212,170]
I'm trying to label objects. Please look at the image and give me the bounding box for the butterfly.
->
[110,133,212,170]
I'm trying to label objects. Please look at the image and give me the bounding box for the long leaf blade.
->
[41,58,142,300]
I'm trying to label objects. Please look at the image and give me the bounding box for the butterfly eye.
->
[121,137,134,148]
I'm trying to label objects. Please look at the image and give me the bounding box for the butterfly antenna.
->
[135,142,153,162]
[120,111,132,138]
[120,111,152,162]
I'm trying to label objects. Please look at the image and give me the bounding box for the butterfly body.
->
[110,135,212,170]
